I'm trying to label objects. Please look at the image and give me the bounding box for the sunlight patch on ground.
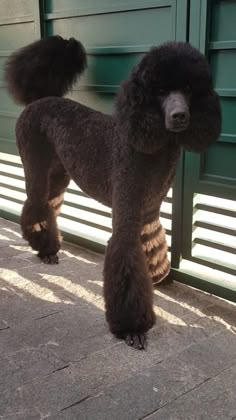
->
[10,244,31,252]
[0,268,73,304]
[0,234,11,241]
[154,288,206,317]
[61,249,98,265]
[42,273,105,311]
[154,288,236,333]
[88,279,103,287]
[153,305,187,326]
[3,227,22,238]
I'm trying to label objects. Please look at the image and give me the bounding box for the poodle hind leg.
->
[38,162,70,263]
[21,200,61,264]
[19,135,68,264]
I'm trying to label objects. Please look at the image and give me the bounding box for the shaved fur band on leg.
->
[141,219,170,285]
[31,221,48,232]
[49,193,64,217]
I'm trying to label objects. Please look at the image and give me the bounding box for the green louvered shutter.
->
[173,0,236,301]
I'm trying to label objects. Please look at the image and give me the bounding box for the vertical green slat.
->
[175,0,189,41]
[181,0,209,260]
[189,0,201,48]
[170,0,188,268]
[39,0,46,37]
[189,0,208,51]
[33,0,42,38]
[171,0,177,40]
[199,0,208,53]
[171,152,185,268]
[182,152,201,259]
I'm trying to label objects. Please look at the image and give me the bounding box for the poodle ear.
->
[115,77,169,154]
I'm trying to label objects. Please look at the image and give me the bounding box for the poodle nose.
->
[171,111,189,124]
[170,111,189,124]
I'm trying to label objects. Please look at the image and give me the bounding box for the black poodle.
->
[5,36,221,349]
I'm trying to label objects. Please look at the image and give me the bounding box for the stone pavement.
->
[0,217,235,420]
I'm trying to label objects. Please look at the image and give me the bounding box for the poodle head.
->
[116,42,221,154]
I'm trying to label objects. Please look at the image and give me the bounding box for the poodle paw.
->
[125,333,147,350]
[38,253,59,264]
[109,307,155,349]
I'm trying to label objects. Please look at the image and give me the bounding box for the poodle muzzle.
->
[162,91,190,132]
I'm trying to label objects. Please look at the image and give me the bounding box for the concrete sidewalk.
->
[0,217,235,420]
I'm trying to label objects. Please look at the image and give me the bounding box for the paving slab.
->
[148,363,236,420]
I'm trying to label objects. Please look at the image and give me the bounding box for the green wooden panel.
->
[0,0,34,20]
[220,98,236,143]
[202,142,236,181]
[0,115,17,140]
[0,57,7,82]
[79,53,145,94]
[0,0,41,156]
[45,0,172,15]
[47,8,172,47]
[0,139,18,155]
[0,88,22,114]
[0,22,38,51]
[211,0,236,42]
[66,91,115,114]
[210,51,236,90]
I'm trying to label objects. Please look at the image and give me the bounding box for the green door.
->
[173,0,236,300]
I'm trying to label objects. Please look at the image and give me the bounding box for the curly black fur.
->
[116,42,220,153]
[5,36,86,104]
[5,37,221,348]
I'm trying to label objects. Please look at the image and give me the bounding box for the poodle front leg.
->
[104,236,156,348]
[103,196,156,349]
